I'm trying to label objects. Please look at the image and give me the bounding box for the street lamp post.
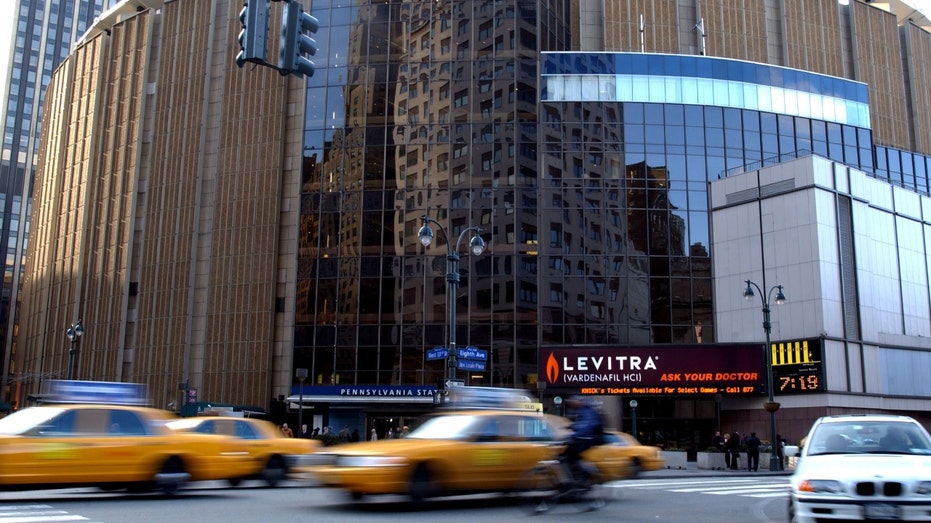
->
[296,368,308,432]
[630,399,638,441]
[418,214,485,381]
[743,279,786,471]
[65,319,84,380]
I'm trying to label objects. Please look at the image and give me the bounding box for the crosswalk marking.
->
[0,504,91,523]
[616,477,790,499]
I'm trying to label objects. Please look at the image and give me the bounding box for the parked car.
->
[166,416,320,486]
[0,403,256,494]
[785,414,931,522]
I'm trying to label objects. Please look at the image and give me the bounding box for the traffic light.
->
[278,0,319,77]
[235,0,270,68]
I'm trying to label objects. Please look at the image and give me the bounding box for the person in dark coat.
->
[776,434,786,470]
[745,432,761,471]
[726,431,741,470]
[712,431,726,470]
[559,396,605,481]
[298,423,312,438]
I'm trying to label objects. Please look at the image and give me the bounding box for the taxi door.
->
[214,419,266,473]
[60,408,152,483]
[455,415,553,491]
[2,408,85,486]
[7,408,131,485]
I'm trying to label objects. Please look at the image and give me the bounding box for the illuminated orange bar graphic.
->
[771,340,818,366]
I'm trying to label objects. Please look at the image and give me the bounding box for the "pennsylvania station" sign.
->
[540,344,766,396]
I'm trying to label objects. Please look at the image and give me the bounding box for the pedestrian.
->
[711,431,726,470]
[745,431,761,471]
[722,432,732,469]
[312,426,320,437]
[726,431,741,470]
[370,427,378,441]
[385,427,394,439]
[280,422,294,438]
[351,428,360,442]
[298,423,311,438]
[338,424,351,443]
[401,425,410,438]
[776,434,786,470]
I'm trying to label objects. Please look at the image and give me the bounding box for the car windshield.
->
[0,408,67,435]
[165,419,202,431]
[405,415,484,440]
[807,420,931,456]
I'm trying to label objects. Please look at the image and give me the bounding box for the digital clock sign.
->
[771,338,826,394]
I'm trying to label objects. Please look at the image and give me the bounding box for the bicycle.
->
[517,455,610,515]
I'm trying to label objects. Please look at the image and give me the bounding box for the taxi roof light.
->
[444,385,541,412]
[39,380,150,406]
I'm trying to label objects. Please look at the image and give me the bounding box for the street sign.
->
[458,346,487,361]
[458,359,486,371]
[426,347,448,361]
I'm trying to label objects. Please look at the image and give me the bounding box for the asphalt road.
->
[0,471,791,523]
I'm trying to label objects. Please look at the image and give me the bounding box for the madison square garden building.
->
[9,0,931,444]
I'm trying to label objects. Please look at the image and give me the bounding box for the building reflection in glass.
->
[292,0,869,390]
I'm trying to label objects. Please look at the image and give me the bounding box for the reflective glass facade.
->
[295,5,928,391]
[296,0,566,388]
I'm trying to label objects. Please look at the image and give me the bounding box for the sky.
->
[0,1,14,123]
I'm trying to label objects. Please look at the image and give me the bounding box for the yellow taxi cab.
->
[0,380,255,494]
[546,414,665,477]
[305,387,632,504]
[596,431,665,476]
[166,416,320,486]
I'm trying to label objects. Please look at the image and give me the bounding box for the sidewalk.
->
[642,461,793,479]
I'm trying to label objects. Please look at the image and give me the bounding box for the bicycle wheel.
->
[569,465,612,512]
[576,481,610,512]
[517,464,560,515]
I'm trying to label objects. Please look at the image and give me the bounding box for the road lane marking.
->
[0,504,91,522]
[617,477,790,499]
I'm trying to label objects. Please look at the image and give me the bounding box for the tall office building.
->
[0,1,125,409]
[10,0,931,445]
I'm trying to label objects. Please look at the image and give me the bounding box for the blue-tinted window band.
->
[542,74,870,129]
[542,53,869,102]
[541,52,870,128]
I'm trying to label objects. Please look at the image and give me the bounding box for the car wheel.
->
[408,463,436,507]
[227,477,243,487]
[349,491,365,501]
[629,458,642,479]
[155,456,189,495]
[262,455,288,487]
[788,498,799,523]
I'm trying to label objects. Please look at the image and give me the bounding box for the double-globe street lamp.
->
[743,279,786,471]
[418,214,485,382]
[65,319,85,380]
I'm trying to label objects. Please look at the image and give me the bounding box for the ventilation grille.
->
[725,178,796,205]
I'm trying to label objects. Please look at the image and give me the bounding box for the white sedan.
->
[786,414,931,522]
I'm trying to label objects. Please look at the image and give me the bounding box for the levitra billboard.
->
[540,345,766,396]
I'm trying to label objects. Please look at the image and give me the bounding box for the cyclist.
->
[559,396,605,484]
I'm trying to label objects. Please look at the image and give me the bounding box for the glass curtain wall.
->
[296,6,882,391]
[297,0,568,389]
